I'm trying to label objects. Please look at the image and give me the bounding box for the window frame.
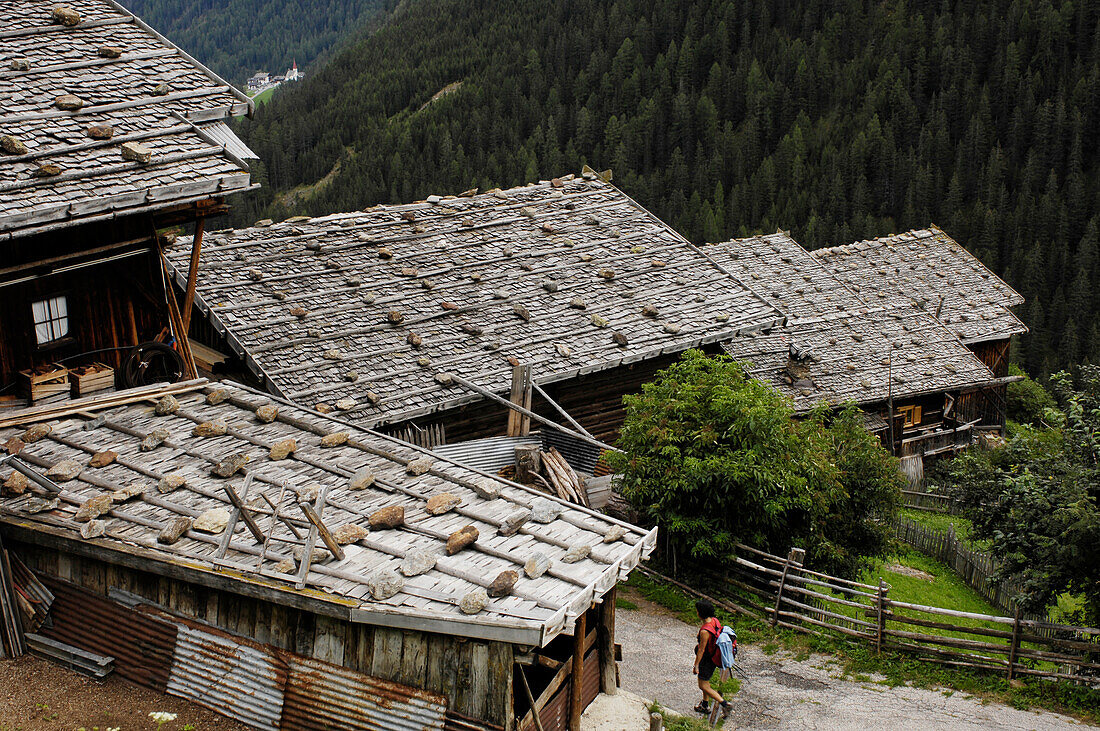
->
[31,293,75,351]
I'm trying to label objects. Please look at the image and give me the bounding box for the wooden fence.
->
[645,543,1100,685]
[892,517,1025,614]
[901,489,961,514]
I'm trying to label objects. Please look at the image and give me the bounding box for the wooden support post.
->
[649,712,663,731]
[569,611,587,731]
[181,217,204,335]
[261,492,303,539]
[1007,605,1021,680]
[771,547,803,626]
[876,579,888,655]
[598,588,618,694]
[514,444,542,484]
[299,503,346,561]
[507,365,532,437]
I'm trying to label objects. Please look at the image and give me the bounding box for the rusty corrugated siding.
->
[281,653,448,731]
[443,709,505,731]
[38,576,177,690]
[166,624,286,729]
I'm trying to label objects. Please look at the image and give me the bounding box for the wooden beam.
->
[517,664,547,731]
[181,217,204,335]
[222,481,266,544]
[533,383,595,440]
[447,373,620,453]
[158,242,198,380]
[598,587,617,694]
[506,365,532,437]
[570,610,587,731]
[299,502,346,562]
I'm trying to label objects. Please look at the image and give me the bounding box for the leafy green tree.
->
[945,365,1100,621]
[1006,364,1058,426]
[607,350,902,578]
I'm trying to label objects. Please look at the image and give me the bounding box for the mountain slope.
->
[118,0,384,85]
[235,0,1100,377]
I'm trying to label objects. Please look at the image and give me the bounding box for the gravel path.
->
[615,589,1090,729]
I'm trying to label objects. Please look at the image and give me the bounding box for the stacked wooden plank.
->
[0,531,26,658]
[536,448,588,507]
[9,553,53,633]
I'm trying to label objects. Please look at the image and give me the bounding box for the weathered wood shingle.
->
[167,175,785,427]
[814,227,1026,344]
[709,232,1000,410]
[0,0,254,239]
[0,381,654,645]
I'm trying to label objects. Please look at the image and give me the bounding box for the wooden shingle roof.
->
[709,232,999,410]
[0,0,254,240]
[167,174,784,427]
[0,381,655,646]
[814,227,1026,344]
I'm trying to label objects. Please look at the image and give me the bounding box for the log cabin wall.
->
[966,339,1011,378]
[381,349,706,448]
[0,218,169,389]
[11,540,515,729]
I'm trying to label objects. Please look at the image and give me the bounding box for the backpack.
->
[701,617,723,666]
[716,626,738,668]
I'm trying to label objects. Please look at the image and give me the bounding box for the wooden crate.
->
[19,364,70,403]
[70,363,115,396]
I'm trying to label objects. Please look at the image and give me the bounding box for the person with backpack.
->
[693,600,733,721]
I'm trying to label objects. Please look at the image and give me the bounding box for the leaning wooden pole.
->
[181,217,205,334]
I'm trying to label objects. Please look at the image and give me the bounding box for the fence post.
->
[1007,605,1021,681]
[875,579,888,655]
[771,547,804,627]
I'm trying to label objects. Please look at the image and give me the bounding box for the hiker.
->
[693,599,732,721]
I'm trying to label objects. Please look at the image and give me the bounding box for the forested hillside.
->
[118,0,383,85]
[234,0,1100,377]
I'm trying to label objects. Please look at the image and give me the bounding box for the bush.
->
[1006,364,1057,427]
[608,350,902,578]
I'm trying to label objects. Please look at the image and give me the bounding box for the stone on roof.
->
[0,0,254,240]
[813,227,1026,344]
[0,381,654,645]
[707,231,1000,410]
[166,175,784,427]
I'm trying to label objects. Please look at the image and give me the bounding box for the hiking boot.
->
[720,701,733,719]
[694,700,710,714]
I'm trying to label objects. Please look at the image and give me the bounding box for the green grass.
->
[899,508,988,549]
[250,87,276,106]
[616,596,639,611]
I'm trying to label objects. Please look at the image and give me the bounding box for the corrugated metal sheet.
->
[38,577,177,691]
[443,710,505,731]
[433,435,540,474]
[166,624,285,729]
[281,653,448,731]
[199,121,259,159]
[539,430,603,476]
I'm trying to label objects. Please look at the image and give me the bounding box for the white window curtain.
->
[32,296,69,345]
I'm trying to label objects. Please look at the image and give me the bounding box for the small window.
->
[32,296,69,346]
[897,404,922,428]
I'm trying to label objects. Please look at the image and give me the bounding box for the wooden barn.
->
[712,230,1022,482]
[0,380,655,730]
[167,173,784,452]
[814,227,1026,428]
[0,0,255,400]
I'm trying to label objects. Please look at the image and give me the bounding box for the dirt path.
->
[0,655,248,731]
[615,589,1089,729]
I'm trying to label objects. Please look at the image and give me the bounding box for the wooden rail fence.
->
[901,489,962,514]
[644,542,1100,685]
[892,516,1026,614]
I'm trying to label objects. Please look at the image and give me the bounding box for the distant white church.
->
[246,61,303,95]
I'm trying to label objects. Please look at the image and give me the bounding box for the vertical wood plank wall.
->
[13,541,514,728]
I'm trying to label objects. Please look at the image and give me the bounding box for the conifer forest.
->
[229,0,1100,377]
